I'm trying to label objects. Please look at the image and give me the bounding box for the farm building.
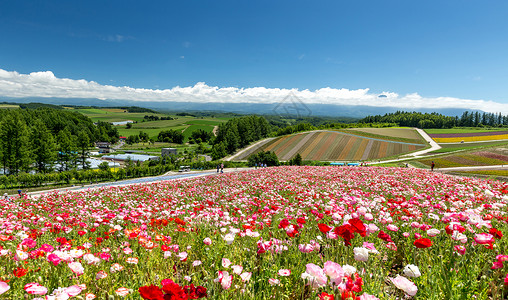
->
[102,153,159,162]
[162,148,178,156]
[95,142,111,153]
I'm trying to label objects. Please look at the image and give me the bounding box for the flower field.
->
[428,131,508,143]
[1,166,508,299]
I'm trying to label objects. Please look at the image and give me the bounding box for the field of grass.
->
[0,104,20,109]
[236,130,426,161]
[73,108,228,140]
[346,127,424,143]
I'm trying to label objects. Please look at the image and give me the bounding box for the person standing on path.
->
[431,161,435,171]
[220,163,224,174]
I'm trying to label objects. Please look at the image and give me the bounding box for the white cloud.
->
[0,68,507,113]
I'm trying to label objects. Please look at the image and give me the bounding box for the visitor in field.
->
[217,164,220,173]
[431,161,435,171]
[220,163,224,173]
[3,193,8,201]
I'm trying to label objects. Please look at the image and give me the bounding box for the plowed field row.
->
[235,131,425,161]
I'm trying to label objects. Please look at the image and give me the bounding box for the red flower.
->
[334,224,355,246]
[139,285,164,300]
[348,218,367,237]
[194,286,207,298]
[414,238,432,248]
[296,217,306,224]
[278,219,290,229]
[318,223,332,233]
[377,230,392,242]
[13,267,28,278]
[319,292,335,300]
[489,228,503,239]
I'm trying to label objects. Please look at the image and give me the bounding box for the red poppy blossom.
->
[318,223,332,233]
[139,285,164,300]
[414,238,432,248]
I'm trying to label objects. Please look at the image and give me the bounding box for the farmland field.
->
[424,128,508,134]
[236,131,426,161]
[72,108,227,140]
[345,127,424,144]
[0,166,507,299]
[427,130,508,143]
[417,148,508,168]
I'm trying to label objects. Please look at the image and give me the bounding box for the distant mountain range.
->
[0,96,473,118]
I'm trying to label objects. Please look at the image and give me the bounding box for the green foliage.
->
[158,129,184,144]
[289,153,303,166]
[30,119,56,173]
[215,115,270,156]
[247,151,279,167]
[0,110,31,174]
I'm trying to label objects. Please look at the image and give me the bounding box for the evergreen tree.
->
[0,111,31,175]
[30,119,56,173]
[57,129,77,171]
[77,131,91,169]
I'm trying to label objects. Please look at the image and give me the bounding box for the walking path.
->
[225,138,275,161]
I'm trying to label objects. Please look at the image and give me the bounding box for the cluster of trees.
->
[0,109,119,175]
[247,151,280,167]
[190,129,213,144]
[361,111,508,129]
[158,129,185,144]
[212,116,270,158]
[358,111,454,129]
[143,115,174,121]
[456,111,508,127]
[126,131,151,145]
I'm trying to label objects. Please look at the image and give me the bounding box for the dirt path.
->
[212,126,218,136]
[225,138,276,161]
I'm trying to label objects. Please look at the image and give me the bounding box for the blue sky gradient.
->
[1,1,508,110]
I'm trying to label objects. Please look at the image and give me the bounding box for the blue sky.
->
[1,1,508,111]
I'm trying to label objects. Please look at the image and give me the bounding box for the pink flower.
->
[323,261,344,286]
[126,257,138,264]
[474,233,494,245]
[0,281,10,295]
[492,261,504,269]
[240,272,252,282]
[192,260,202,267]
[24,283,48,295]
[39,244,54,252]
[115,287,130,297]
[359,294,380,300]
[505,273,508,286]
[298,244,315,253]
[302,263,327,288]
[389,275,417,296]
[96,270,108,279]
[85,293,96,300]
[217,271,233,289]
[203,237,212,245]
[65,285,83,297]
[47,253,61,266]
[386,224,399,232]
[222,258,232,268]
[21,238,37,248]
[268,278,280,285]
[100,252,111,261]
[68,262,84,276]
[278,269,291,276]
[454,245,466,256]
[231,265,243,275]
[386,242,397,251]
[177,252,188,261]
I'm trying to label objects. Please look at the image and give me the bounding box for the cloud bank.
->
[0,68,507,113]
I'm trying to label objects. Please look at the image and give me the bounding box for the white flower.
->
[342,264,356,277]
[223,233,235,245]
[353,247,369,262]
[403,264,421,278]
[426,229,440,237]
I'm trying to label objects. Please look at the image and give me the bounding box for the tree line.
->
[359,111,508,129]
[0,108,119,175]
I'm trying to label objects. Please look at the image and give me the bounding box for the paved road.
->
[28,168,253,198]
